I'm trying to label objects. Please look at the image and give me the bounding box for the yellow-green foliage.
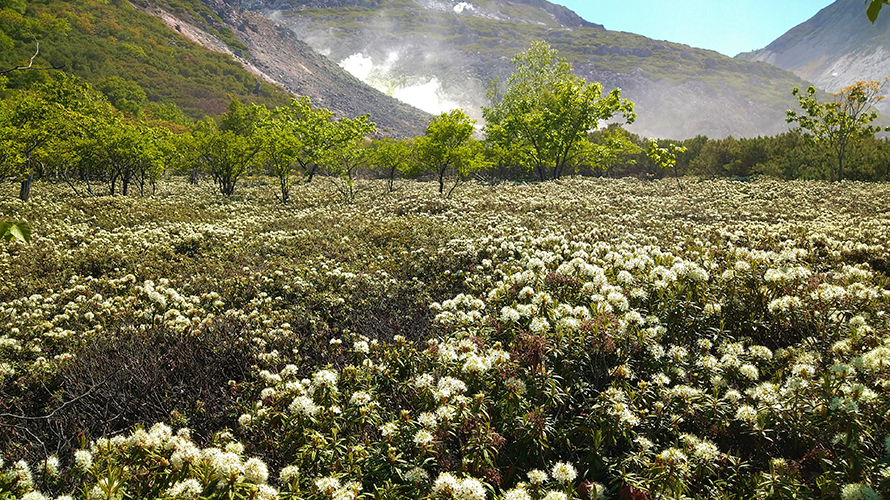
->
[0,0,290,118]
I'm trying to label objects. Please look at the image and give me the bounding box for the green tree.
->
[417,109,489,196]
[0,3,69,80]
[322,114,376,204]
[587,126,642,178]
[191,100,266,196]
[370,137,419,193]
[77,117,170,196]
[288,97,342,184]
[786,81,886,182]
[483,40,635,181]
[648,140,687,188]
[0,73,106,201]
[258,105,304,204]
[96,76,147,116]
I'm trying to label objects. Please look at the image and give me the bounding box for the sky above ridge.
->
[551,0,835,56]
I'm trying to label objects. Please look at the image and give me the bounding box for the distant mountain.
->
[241,0,814,139]
[743,0,890,95]
[3,0,818,139]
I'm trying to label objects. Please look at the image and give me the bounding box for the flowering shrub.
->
[2,177,890,498]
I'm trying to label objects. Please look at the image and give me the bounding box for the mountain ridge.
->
[743,0,890,97]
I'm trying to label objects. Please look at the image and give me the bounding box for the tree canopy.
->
[483,41,636,181]
[786,81,886,182]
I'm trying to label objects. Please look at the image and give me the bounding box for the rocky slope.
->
[743,0,890,96]
[141,0,431,136]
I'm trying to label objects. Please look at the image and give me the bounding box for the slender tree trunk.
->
[279,174,290,204]
[18,172,33,202]
[19,152,33,202]
[837,150,844,182]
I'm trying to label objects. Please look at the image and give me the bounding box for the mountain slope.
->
[249,0,814,139]
[743,0,890,94]
[1,0,429,135]
[0,0,291,118]
[143,0,431,135]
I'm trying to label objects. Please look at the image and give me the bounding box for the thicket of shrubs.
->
[1,178,889,499]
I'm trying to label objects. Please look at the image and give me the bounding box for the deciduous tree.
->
[483,41,635,181]
[192,100,266,196]
[0,73,106,201]
[322,114,376,204]
[416,109,489,196]
[370,137,419,193]
[786,81,886,182]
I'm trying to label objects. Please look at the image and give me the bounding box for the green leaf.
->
[8,221,30,244]
[867,0,884,23]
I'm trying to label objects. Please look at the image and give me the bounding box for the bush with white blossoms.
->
[3,178,890,498]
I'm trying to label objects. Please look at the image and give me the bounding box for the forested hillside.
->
[0,0,290,118]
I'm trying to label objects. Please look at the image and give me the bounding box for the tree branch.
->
[0,34,66,76]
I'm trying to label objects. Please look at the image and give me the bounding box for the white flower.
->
[280,465,300,484]
[315,476,341,494]
[380,422,398,437]
[166,478,202,499]
[529,316,550,334]
[74,450,92,471]
[542,491,567,500]
[243,457,269,484]
[840,483,881,500]
[692,440,720,462]
[405,467,429,484]
[550,461,577,484]
[735,405,758,424]
[414,429,434,446]
[313,369,339,390]
[657,447,688,465]
[42,456,59,477]
[436,405,457,422]
[415,373,435,390]
[432,472,459,495]
[527,469,548,485]
[289,396,319,418]
[349,391,373,407]
[238,414,252,427]
[503,485,531,500]
[418,412,438,428]
[739,364,759,381]
[500,306,521,323]
[256,484,278,500]
[454,477,486,500]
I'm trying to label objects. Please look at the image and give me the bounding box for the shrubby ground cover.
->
[1,177,889,499]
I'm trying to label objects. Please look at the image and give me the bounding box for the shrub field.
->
[1,177,889,499]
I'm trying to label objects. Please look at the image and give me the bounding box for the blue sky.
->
[551,1,835,56]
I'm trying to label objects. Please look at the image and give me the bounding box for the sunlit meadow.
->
[1,177,889,499]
